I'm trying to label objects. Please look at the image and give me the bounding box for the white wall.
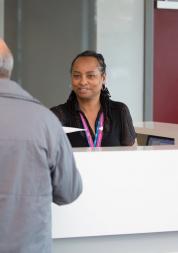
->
[0,0,4,38]
[96,0,144,121]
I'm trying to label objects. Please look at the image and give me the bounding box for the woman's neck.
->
[77,97,101,134]
[78,98,101,114]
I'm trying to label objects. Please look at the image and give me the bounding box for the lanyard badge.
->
[80,112,104,147]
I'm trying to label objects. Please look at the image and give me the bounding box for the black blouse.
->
[51,99,136,147]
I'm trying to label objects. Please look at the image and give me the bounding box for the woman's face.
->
[71,56,106,101]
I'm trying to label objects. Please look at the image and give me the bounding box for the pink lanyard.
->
[79,112,104,147]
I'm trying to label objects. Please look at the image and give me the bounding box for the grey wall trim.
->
[4,0,18,81]
[81,0,96,51]
[81,0,89,50]
[16,0,22,85]
[0,0,4,38]
[143,0,154,120]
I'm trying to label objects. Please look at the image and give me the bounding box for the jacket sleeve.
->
[50,125,82,205]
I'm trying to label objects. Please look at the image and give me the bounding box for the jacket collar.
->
[0,79,40,104]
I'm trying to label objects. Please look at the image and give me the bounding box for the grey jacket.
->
[0,79,82,253]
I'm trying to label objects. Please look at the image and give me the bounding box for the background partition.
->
[4,0,96,107]
[4,0,144,122]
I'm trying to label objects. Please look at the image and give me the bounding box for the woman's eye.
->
[73,74,80,79]
[87,74,95,79]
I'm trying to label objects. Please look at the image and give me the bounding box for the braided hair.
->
[67,50,112,130]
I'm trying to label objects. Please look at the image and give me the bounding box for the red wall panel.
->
[154,9,178,123]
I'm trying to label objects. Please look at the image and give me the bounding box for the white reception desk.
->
[52,146,178,239]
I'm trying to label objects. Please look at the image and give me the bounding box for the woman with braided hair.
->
[51,50,136,147]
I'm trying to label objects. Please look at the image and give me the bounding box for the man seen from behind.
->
[0,39,82,253]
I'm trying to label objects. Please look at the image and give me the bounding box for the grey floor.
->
[53,231,178,253]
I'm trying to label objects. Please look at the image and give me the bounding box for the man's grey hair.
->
[0,39,14,78]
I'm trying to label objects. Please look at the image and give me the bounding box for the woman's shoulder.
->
[50,103,70,123]
[50,103,68,112]
[109,100,129,110]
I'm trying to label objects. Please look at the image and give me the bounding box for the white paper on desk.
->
[63,127,85,133]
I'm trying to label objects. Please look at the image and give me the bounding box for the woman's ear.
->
[102,74,106,90]
[102,73,106,86]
